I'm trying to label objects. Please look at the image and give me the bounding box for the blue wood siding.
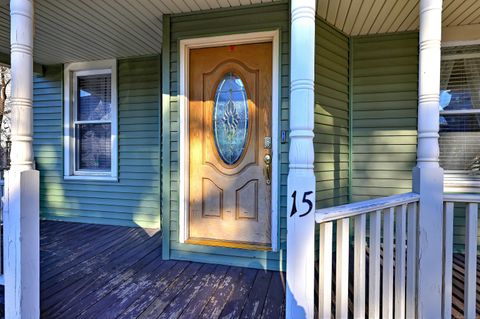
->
[33,56,161,228]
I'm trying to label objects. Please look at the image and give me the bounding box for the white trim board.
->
[63,59,118,181]
[442,24,480,47]
[178,30,280,251]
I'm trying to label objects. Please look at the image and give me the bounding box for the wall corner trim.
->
[161,14,171,260]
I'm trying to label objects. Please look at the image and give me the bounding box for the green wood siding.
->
[33,56,161,228]
[314,19,349,209]
[165,3,289,270]
[451,204,480,253]
[351,33,419,201]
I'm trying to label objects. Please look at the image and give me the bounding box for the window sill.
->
[444,174,480,193]
[64,175,118,182]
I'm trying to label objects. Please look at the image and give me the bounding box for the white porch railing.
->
[443,194,480,319]
[315,192,420,319]
[315,192,480,319]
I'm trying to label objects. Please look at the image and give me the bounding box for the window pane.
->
[440,58,480,112]
[439,114,480,174]
[77,74,111,121]
[76,123,111,171]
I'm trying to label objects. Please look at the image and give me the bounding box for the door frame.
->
[178,30,280,251]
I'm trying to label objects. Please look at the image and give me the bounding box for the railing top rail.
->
[315,192,420,223]
[443,193,480,203]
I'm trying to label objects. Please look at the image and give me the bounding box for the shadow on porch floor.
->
[2,221,286,318]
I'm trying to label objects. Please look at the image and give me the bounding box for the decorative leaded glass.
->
[213,73,249,165]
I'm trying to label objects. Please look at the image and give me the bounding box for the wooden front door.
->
[188,42,273,249]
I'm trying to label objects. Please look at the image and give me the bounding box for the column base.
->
[4,169,40,319]
[286,169,315,319]
[412,165,444,318]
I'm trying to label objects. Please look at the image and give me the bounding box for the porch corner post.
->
[413,0,444,317]
[5,0,40,318]
[286,1,316,318]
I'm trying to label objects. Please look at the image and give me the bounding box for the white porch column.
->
[412,0,444,317]
[4,0,40,318]
[286,1,316,318]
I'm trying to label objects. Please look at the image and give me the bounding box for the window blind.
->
[440,47,480,175]
[74,73,112,171]
[77,74,112,121]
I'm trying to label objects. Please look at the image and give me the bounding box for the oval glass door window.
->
[213,73,249,165]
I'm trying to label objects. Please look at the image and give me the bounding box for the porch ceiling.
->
[0,0,477,65]
[317,0,480,36]
[0,0,277,65]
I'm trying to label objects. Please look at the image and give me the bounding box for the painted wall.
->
[163,3,289,270]
[350,33,419,202]
[33,56,161,228]
[350,33,480,251]
[314,18,350,209]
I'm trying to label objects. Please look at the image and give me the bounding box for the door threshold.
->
[186,237,272,251]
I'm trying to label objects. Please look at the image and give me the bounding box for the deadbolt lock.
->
[264,137,272,149]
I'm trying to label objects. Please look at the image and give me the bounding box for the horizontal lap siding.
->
[167,3,289,270]
[33,57,161,228]
[450,204,480,253]
[314,19,349,209]
[351,33,418,201]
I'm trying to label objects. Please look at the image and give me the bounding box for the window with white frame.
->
[440,45,480,180]
[64,60,118,180]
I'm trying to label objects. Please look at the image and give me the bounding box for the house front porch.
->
[2,0,480,318]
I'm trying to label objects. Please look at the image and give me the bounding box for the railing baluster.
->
[354,214,366,319]
[315,193,421,319]
[465,203,478,319]
[318,222,332,319]
[383,207,394,319]
[336,218,349,319]
[395,204,407,319]
[406,202,417,319]
[369,210,381,319]
[442,202,454,319]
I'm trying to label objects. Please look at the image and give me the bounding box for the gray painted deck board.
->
[0,220,286,318]
[0,220,476,317]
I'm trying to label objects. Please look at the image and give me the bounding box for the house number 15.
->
[290,191,314,217]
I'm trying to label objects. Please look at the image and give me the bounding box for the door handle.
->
[264,154,271,185]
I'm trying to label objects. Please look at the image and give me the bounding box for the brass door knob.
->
[264,154,271,185]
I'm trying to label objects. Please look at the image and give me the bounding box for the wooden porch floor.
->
[0,220,476,318]
[2,221,286,319]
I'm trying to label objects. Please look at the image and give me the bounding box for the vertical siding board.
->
[33,57,161,228]
[168,3,289,270]
[351,33,419,201]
